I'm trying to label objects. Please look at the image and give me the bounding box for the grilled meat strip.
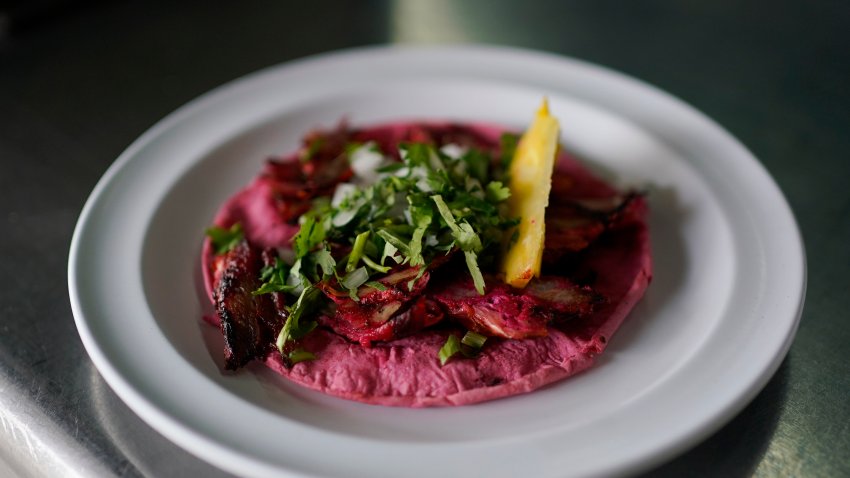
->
[317,266,444,346]
[261,125,355,222]
[214,240,284,370]
[432,275,602,339]
[544,193,645,263]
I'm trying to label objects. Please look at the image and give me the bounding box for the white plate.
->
[68,46,805,478]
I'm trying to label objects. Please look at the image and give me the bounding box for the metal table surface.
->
[1,1,847,477]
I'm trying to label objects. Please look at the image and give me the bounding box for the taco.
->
[201,108,651,407]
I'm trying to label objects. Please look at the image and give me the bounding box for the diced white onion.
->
[331,182,358,207]
[440,143,467,159]
[332,208,357,227]
[349,142,384,183]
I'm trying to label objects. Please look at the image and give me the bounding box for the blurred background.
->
[1,1,848,477]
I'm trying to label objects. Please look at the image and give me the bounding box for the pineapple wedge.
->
[501,99,560,288]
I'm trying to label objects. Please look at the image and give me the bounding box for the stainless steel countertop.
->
[1,1,847,476]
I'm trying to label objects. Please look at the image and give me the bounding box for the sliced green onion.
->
[364,280,388,291]
[362,255,391,273]
[288,349,316,364]
[438,334,461,366]
[461,331,487,349]
[346,230,370,272]
[407,265,427,292]
[340,266,369,291]
[464,250,486,295]
[376,229,411,255]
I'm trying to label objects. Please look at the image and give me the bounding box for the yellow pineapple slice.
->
[501,99,560,288]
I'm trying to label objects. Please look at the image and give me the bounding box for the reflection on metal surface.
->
[0,375,90,478]
[87,361,236,478]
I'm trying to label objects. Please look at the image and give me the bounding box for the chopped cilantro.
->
[276,285,321,355]
[375,229,412,256]
[252,257,296,296]
[486,181,511,203]
[499,132,519,171]
[262,135,520,361]
[293,215,326,258]
[205,223,244,254]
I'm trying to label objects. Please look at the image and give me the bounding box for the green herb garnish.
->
[205,223,244,254]
[439,334,462,365]
[275,285,321,355]
[315,142,516,296]
[499,132,519,171]
[439,331,488,366]
[288,348,316,364]
[252,257,296,296]
[461,331,487,350]
[256,138,518,363]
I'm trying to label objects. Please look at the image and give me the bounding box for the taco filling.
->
[201,105,651,407]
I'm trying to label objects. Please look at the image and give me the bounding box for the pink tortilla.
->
[202,123,652,407]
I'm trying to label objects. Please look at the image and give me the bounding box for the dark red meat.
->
[431,275,601,339]
[213,241,284,370]
[317,266,444,346]
[260,124,355,222]
[544,193,645,263]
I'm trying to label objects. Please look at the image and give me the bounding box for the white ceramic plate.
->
[68,46,805,478]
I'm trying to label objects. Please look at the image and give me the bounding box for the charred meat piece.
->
[317,266,444,346]
[261,124,355,222]
[544,193,645,262]
[432,275,602,339]
[214,241,284,370]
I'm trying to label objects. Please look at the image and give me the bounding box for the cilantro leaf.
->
[293,216,326,259]
[499,132,519,171]
[276,285,321,355]
[310,248,337,279]
[205,223,244,254]
[431,195,487,293]
[486,181,511,202]
[252,257,297,296]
